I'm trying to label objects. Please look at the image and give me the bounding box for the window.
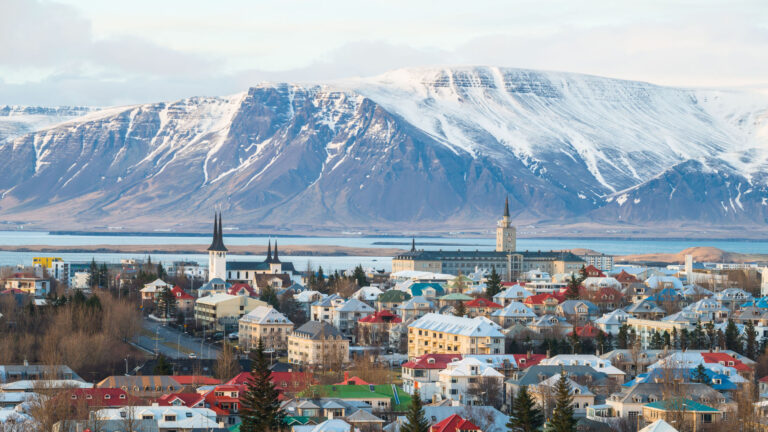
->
[702,414,713,423]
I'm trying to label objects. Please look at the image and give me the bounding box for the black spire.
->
[503,196,510,218]
[207,212,227,252]
[411,237,416,252]
[273,240,281,263]
[266,240,273,263]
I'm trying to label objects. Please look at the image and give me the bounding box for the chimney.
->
[527,350,532,359]
[546,350,551,359]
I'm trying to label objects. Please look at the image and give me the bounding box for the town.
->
[1,202,768,432]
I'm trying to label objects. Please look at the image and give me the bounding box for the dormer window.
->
[104,394,111,400]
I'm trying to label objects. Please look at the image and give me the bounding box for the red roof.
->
[615,270,638,283]
[171,286,194,301]
[155,392,205,407]
[171,375,221,386]
[334,372,370,386]
[430,414,481,432]
[402,354,463,370]
[229,282,256,297]
[583,265,606,278]
[700,353,752,372]
[759,375,768,383]
[0,288,26,295]
[227,371,315,398]
[568,323,602,338]
[511,353,546,369]
[524,293,562,306]
[64,388,143,407]
[203,384,246,415]
[464,298,502,309]
[359,310,403,324]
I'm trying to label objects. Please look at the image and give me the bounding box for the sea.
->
[0,231,767,272]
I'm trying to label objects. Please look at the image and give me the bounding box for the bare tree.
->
[214,341,241,381]
[465,376,503,410]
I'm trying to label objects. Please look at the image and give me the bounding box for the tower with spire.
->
[207,212,228,281]
[495,196,516,252]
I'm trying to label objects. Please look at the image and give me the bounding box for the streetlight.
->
[124,356,130,376]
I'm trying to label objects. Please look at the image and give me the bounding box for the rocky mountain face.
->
[0,67,767,233]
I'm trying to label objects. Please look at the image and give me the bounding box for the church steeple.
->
[207,212,227,252]
[266,240,273,263]
[411,237,416,252]
[503,196,510,218]
[273,240,281,263]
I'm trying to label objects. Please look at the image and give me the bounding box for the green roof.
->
[378,290,411,302]
[645,399,718,412]
[312,384,412,411]
[439,293,473,301]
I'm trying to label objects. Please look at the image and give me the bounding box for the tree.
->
[352,265,368,287]
[157,263,166,280]
[260,286,279,309]
[546,373,576,432]
[87,258,98,289]
[508,386,543,432]
[725,319,741,352]
[595,331,607,354]
[650,332,663,350]
[692,320,704,349]
[568,332,581,354]
[453,301,467,317]
[240,339,284,432]
[153,354,173,375]
[564,274,580,300]
[156,286,176,319]
[485,267,502,299]
[745,320,758,360]
[401,389,430,432]
[214,342,241,381]
[692,364,709,383]
[662,330,671,349]
[704,322,716,349]
[617,324,630,349]
[679,328,689,350]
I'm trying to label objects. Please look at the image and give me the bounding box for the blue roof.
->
[409,282,445,297]
[742,297,768,308]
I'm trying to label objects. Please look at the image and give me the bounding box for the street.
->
[138,318,222,359]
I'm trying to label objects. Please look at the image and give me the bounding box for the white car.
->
[188,353,197,359]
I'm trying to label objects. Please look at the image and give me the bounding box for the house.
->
[309,385,412,412]
[437,358,504,405]
[645,276,684,291]
[529,374,595,416]
[505,366,610,409]
[464,298,502,317]
[92,406,221,431]
[287,321,349,366]
[490,301,537,327]
[614,270,639,289]
[238,306,294,351]
[203,383,243,425]
[331,298,375,339]
[524,294,562,315]
[196,278,230,297]
[227,282,256,297]
[539,355,625,382]
[642,399,722,431]
[714,288,753,310]
[62,388,144,409]
[292,419,354,432]
[3,274,49,297]
[402,354,464,400]
[606,383,729,419]
[170,286,195,316]
[492,285,532,306]
[528,314,573,337]
[430,414,482,432]
[227,370,315,398]
[0,364,82,383]
[581,277,621,293]
[346,409,386,432]
[594,310,631,335]
[638,420,678,432]
[52,418,159,432]
[556,300,600,324]
[681,299,729,322]
[357,310,402,346]
[295,290,325,316]
[398,296,435,321]
[583,265,606,278]
[376,290,411,312]
[437,293,474,310]
[407,313,504,357]
[140,279,171,303]
[194,293,267,332]
[96,376,182,399]
[569,323,602,339]
[625,300,666,320]
[407,282,446,299]
[352,286,384,305]
[581,287,624,313]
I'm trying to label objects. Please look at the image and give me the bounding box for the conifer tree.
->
[156,286,176,319]
[453,300,467,317]
[401,389,430,432]
[692,364,709,383]
[508,386,543,432]
[725,319,741,352]
[679,328,689,350]
[564,274,580,300]
[662,330,671,349]
[240,339,284,432]
[595,331,607,353]
[352,265,368,287]
[617,324,629,349]
[485,267,502,299]
[153,354,173,375]
[260,286,280,309]
[546,373,576,432]
[650,332,662,349]
[745,320,758,359]
[692,320,705,349]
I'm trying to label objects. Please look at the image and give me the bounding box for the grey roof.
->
[558,300,599,315]
[292,321,343,340]
[393,249,585,262]
[608,382,726,405]
[346,409,384,422]
[507,365,609,387]
[385,406,508,432]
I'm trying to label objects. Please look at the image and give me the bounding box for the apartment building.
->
[194,294,266,332]
[287,321,349,366]
[238,306,294,351]
[407,313,504,358]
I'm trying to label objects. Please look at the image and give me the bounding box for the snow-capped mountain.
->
[0,105,94,142]
[0,66,767,233]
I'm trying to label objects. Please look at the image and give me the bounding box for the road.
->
[138,318,222,359]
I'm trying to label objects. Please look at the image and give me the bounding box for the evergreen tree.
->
[595,331,607,353]
[453,301,467,317]
[662,330,671,349]
[157,286,177,319]
[692,321,705,349]
[352,265,368,287]
[73,289,87,305]
[617,324,630,349]
[725,319,741,353]
[485,267,502,299]
[671,327,679,349]
[745,320,758,359]
[260,286,280,309]
[692,364,709,383]
[650,332,662,349]
[153,354,173,375]
[88,258,98,288]
[564,274,581,300]
[680,328,690,350]
[401,389,430,432]
[568,332,581,354]
[704,322,716,349]
[546,373,576,432]
[99,263,109,288]
[240,339,285,432]
[157,263,166,279]
[508,386,543,432]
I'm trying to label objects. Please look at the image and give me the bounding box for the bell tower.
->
[496,197,516,252]
[207,212,228,281]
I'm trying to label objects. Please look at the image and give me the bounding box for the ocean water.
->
[0,231,766,272]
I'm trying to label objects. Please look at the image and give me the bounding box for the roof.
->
[700,352,752,372]
[403,354,464,370]
[410,282,446,297]
[525,293,562,305]
[378,290,411,302]
[155,392,205,407]
[228,282,256,296]
[639,420,678,432]
[292,321,344,340]
[431,414,480,432]
[195,293,241,305]
[240,306,293,325]
[439,293,474,301]
[170,285,194,300]
[511,353,546,369]
[409,313,504,338]
[359,310,402,324]
[207,212,227,252]
[346,409,384,423]
[312,385,411,411]
[644,398,719,412]
[465,298,502,309]
[570,323,602,338]
[170,375,222,386]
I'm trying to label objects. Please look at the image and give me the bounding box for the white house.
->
[437,358,504,405]
[492,285,533,306]
[93,406,220,431]
[539,355,625,382]
[594,309,631,335]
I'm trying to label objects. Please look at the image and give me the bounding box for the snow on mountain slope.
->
[0,106,94,142]
[0,66,767,232]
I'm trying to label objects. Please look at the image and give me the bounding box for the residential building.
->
[626,318,691,349]
[539,355,625,382]
[398,296,435,321]
[3,274,49,297]
[357,310,402,346]
[492,284,532,306]
[238,306,294,351]
[437,357,504,405]
[642,399,722,432]
[96,376,182,399]
[140,279,171,303]
[93,406,220,431]
[170,286,195,316]
[309,385,412,412]
[606,383,729,419]
[529,374,595,416]
[579,254,614,272]
[464,298,502,317]
[402,354,463,400]
[556,300,600,324]
[311,297,374,339]
[490,301,537,327]
[287,321,349,366]
[594,310,631,335]
[194,294,267,332]
[376,290,411,311]
[407,313,504,358]
[0,364,81,383]
[430,414,482,432]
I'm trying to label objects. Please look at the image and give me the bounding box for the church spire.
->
[273,240,280,263]
[411,237,416,252]
[503,196,510,218]
[207,211,227,252]
[266,240,273,263]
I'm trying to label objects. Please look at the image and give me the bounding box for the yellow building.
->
[33,257,62,269]
[287,321,349,366]
[194,293,267,333]
[407,313,505,358]
[238,306,294,351]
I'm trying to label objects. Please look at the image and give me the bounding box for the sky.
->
[1,0,767,106]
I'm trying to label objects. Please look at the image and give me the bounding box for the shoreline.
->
[0,244,405,257]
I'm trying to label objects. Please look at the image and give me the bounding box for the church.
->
[391,198,584,280]
[205,213,299,291]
